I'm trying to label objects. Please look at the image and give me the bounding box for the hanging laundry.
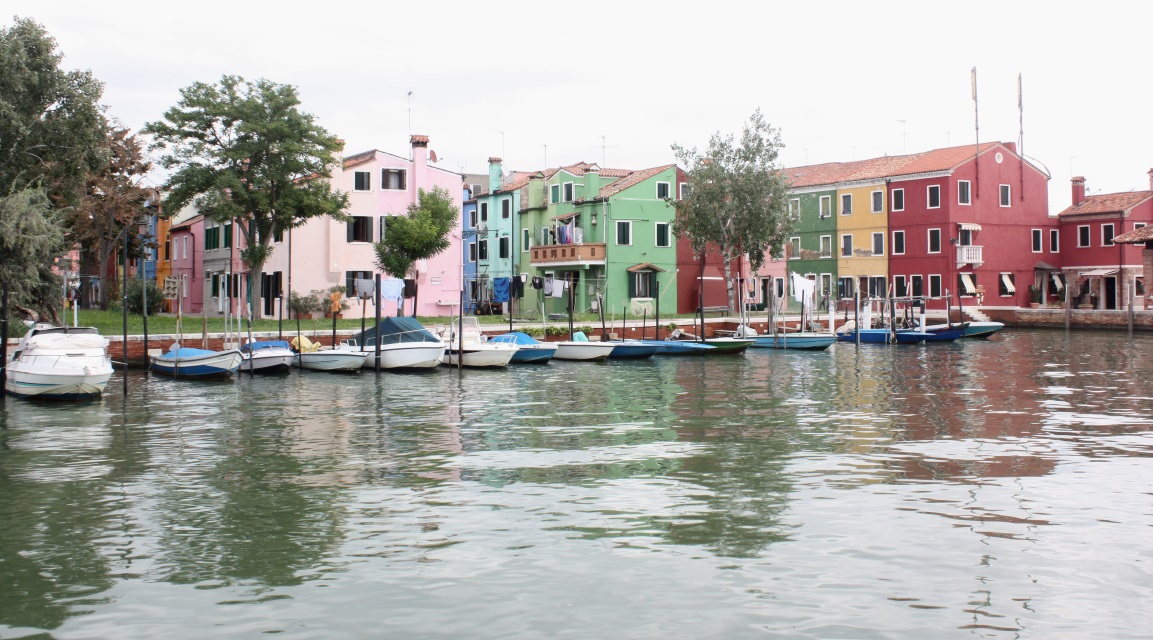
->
[574,227,583,244]
[381,278,405,301]
[543,278,553,295]
[550,278,565,297]
[493,277,510,303]
[511,275,525,298]
[791,273,815,304]
[531,276,544,290]
[403,279,417,298]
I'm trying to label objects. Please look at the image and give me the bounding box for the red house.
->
[1056,172,1152,310]
[673,166,754,313]
[886,142,1053,310]
[168,214,204,314]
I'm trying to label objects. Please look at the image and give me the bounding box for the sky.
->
[9,1,1152,215]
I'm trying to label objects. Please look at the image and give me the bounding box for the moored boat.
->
[749,333,836,350]
[490,332,557,364]
[607,340,659,359]
[836,327,931,344]
[150,345,243,378]
[638,339,716,355]
[441,317,517,368]
[699,337,754,354]
[4,325,113,399]
[239,340,294,373]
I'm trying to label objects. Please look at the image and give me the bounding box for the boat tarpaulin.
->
[353,317,441,346]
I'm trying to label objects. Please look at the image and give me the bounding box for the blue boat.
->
[917,323,967,342]
[837,328,931,344]
[638,339,716,355]
[608,340,660,359]
[150,346,243,378]
[490,332,558,364]
[749,333,835,350]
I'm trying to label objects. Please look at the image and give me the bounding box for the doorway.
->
[1104,276,1117,310]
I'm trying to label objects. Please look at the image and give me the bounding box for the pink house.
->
[168,213,204,314]
[263,135,463,318]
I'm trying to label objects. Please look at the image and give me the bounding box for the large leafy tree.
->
[0,189,68,323]
[374,187,458,314]
[143,75,348,317]
[68,126,153,309]
[671,109,791,312]
[0,17,107,204]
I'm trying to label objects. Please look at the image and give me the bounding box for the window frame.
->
[550,184,561,204]
[381,169,407,190]
[655,221,671,248]
[840,233,853,258]
[477,239,489,260]
[679,182,690,200]
[479,202,489,222]
[616,220,632,246]
[347,216,373,243]
[892,230,905,255]
[911,274,924,297]
[1049,229,1059,253]
[894,275,908,297]
[522,229,531,252]
[353,171,371,192]
[467,242,477,263]
[819,234,832,258]
[891,188,905,212]
[957,180,971,205]
[563,182,574,202]
[871,190,883,213]
[501,199,510,218]
[819,195,832,218]
[1077,225,1091,248]
[1031,229,1043,253]
[788,198,801,220]
[929,274,942,298]
[788,236,801,258]
[840,193,852,216]
[655,182,671,199]
[499,236,510,259]
[1102,223,1115,247]
[999,184,1011,207]
[998,272,1016,297]
[872,231,884,256]
[927,228,942,254]
[927,184,941,209]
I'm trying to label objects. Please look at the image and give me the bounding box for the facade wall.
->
[835,182,888,297]
[786,189,837,309]
[168,217,204,314]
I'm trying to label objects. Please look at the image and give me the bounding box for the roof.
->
[1057,191,1153,217]
[343,149,378,169]
[596,164,676,199]
[1114,224,1153,244]
[627,263,666,273]
[170,214,204,232]
[786,142,1006,188]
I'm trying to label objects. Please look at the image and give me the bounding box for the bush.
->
[124,278,166,314]
[289,290,321,315]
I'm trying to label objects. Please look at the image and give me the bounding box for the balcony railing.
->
[956,245,983,267]
[530,242,606,266]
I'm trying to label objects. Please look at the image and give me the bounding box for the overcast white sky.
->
[10,1,1152,214]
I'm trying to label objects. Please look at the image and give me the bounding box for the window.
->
[999,184,1011,207]
[891,188,905,211]
[480,202,489,222]
[838,276,854,299]
[164,237,170,260]
[655,222,671,247]
[1049,229,1059,252]
[998,272,1016,297]
[958,272,977,296]
[929,274,942,298]
[563,182,574,202]
[927,185,941,208]
[223,223,232,248]
[616,220,632,245]
[821,274,832,298]
[273,226,283,243]
[468,242,477,262]
[631,271,654,298]
[819,235,832,258]
[679,183,690,199]
[499,237,510,259]
[1078,225,1091,247]
[478,239,489,260]
[382,169,406,190]
[819,195,832,218]
[1136,222,1148,231]
[1031,229,1043,253]
[911,275,924,297]
[502,199,510,218]
[871,190,883,213]
[869,276,886,297]
[182,236,188,259]
[379,216,390,242]
[928,228,941,254]
[789,236,801,258]
[774,277,785,300]
[840,234,853,257]
[354,171,371,191]
[894,275,908,297]
[788,198,800,220]
[656,182,670,199]
[840,193,852,215]
[345,270,373,298]
[468,208,477,228]
[958,180,971,205]
[1048,272,1066,297]
[872,232,884,256]
[204,226,219,250]
[347,216,372,243]
[550,184,561,204]
[522,229,531,252]
[892,230,905,255]
[1102,223,1115,246]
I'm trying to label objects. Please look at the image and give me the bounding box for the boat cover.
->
[155,347,219,360]
[242,340,292,352]
[493,332,543,346]
[25,333,108,350]
[353,317,441,346]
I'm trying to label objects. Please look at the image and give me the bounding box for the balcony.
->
[530,242,606,267]
[956,245,983,267]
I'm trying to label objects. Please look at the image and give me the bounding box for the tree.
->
[671,109,791,312]
[68,126,153,309]
[0,17,107,204]
[143,75,348,318]
[0,188,68,324]
[373,187,458,314]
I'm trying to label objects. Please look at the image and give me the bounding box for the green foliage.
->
[544,325,568,336]
[671,109,791,310]
[522,326,545,338]
[124,277,166,315]
[289,290,322,315]
[1029,284,1043,303]
[0,188,68,320]
[143,75,349,315]
[0,17,108,204]
[374,187,459,278]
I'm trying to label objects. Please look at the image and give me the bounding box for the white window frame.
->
[872,232,884,256]
[1077,225,1091,248]
[840,233,853,258]
[927,184,941,209]
[999,184,1011,207]
[1102,223,1115,247]
[892,188,905,212]
[1050,229,1059,253]
[183,236,188,259]
[911,274,924,297]
[788,198,801,220]
[819,235,832,258]
[927,228,941,254]
[840,193,852,216]
[467,242,477,263]
[892,230,905,255]
[563,182,574,202]
[871,190,883,213]
[655,181,671,199]
[894,275,907,297]
[788,236,801,259]
[1031,229,1043,253]
[679,182,690,200]
[957,180,971,205]
[1136,222,1148,231]
[655,221,671,248]
[616,220,632,246]
[929,274,942,298]
[353,171,371,192]
[381,169,406,190]
[819,195,832,218]
[999,272,1016,297]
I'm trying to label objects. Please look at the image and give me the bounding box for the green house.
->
[783,188,838,310]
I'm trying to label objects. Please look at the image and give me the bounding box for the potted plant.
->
[289,291,321,319]
[322,286,350,319]
[1028,284,1043,308]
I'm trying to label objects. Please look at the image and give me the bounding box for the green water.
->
[1,329,1151,638]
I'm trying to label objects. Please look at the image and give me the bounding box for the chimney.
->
[584,164,601,199]
[488,157,503,193]
[1072,176,1086,206]
[1003,141,1017,154]
[1147,168,1153,191]
[410,135,429,195]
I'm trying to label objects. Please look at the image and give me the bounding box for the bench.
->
[697,305,729,316]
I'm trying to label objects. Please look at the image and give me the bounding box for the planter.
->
[324,313,343,320]
[1029,303,1041,309]
[294,312,314,320]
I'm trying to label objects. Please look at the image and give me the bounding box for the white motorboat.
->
[239,340,295,373]
[552,340,615,361]
[4,325,113,399]
[347,317,449,369]
[440,317,517,368]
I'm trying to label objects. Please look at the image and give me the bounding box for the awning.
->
[1079,268,1118,277]
[551,212,579,221]
[959,273,976,295]
[958,223,982,231]
[1001,273,1017,294]
[1033,261,1058,271]
[626,262,666,273]
[1051,272,1065,291]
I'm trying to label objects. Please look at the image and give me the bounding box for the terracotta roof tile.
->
[342,149,377,169]
[1057,191,1153,217]
[1114,224,1153,244]
[596,164,675,199]
[786,142,1005,188]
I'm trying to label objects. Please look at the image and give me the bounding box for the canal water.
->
[1,329,1150,639]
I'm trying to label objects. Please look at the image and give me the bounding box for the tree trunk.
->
[249,258,264,320]
[722,254,735,313]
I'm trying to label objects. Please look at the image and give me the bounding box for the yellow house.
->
[835,181,888,299]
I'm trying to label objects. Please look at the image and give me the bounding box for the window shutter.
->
[347,220,355,242]
[628,273,636,298]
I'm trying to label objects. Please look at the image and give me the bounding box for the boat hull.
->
[241,349,294,373]
[608,341,659,359]
[295,351,365,371]
[358,343,447,369]
[639,340,716,355]
[5,366,112,399]
[552,342,615,361]
[964,321,1005,338]
[749,334,836,350]
[508,344,557,364]
[701,338,753,354]
[5,327,113,399]
[441,344,516,368]
[151,349,243,378]
[837,329,929,344]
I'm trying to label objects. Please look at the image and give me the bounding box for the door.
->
[1105,276,1117,310]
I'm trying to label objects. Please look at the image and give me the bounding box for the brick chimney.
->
[488,157,503,193]
[410,135,429,195]
[1072,176,1086,206]
[1147,168,1153,191]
